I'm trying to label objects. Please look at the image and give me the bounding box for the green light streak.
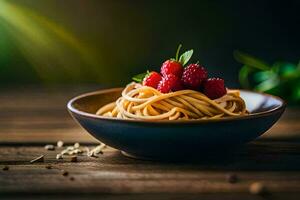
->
[0,0,103,83]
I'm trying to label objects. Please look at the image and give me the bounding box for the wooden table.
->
[1,86,300,200]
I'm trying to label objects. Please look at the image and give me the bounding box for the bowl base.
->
[121,150,239,162]
[121,151,157,161]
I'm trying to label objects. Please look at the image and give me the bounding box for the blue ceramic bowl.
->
[67,88,286,159]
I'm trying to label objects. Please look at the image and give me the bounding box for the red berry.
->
[160,60,183,77]
[182,63,208,90]
[157,74,182,93]
[142,71,162,89]
[203,78,227,99]
[172,79,184,91]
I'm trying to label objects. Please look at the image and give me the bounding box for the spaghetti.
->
[96,82,248,120]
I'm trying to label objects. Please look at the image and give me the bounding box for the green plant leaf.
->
[239,65,252,88]
[234,51,270,70]
[179,49,193,66]
[254,75,280,92]
[292,82,300,101]
[271,62,300,82]
[132,71,149,83]
[254,70,275,82]
[272,62,297,77]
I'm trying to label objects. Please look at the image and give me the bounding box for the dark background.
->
[0,0,299,87]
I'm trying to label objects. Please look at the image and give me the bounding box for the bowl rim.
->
[67,87,286,124]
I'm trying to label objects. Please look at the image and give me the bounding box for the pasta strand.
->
[96,82,248,120]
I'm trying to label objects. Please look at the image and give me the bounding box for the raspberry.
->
[172,79,184,91]
[160,60,183,77]
[157,74,182,93]
[203,78,227,99]
[182,63,208,90]
[142,71,162,89]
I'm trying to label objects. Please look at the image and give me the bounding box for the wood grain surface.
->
[1,86,300,200]
[1,142,300,192]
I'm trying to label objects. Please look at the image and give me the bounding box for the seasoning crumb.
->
[70,156,77,162]
[87,143,106,157]
[44,145,55,151]
[74,149,82,154]
[62,170,69,176]
[56,141,106,159]
[226,173,238,184]
[60,149,69,155]
[87,151,98,158]
[249,182,267,195]
[45,165,52,169]
[74,142,80,148]
[69,177,75,181]
[30,155,44,163]
[2,166,9,171]
[67,146,75,151]
[56,154,63,160]
[57,140,64,148]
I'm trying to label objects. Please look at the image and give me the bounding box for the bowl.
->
[67,88,286,159]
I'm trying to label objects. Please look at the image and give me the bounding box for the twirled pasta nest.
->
[96,82,248,120]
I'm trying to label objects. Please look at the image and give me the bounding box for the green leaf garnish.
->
[175,44,182,61]
[179,49,194,66]
[132,71,149,83]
